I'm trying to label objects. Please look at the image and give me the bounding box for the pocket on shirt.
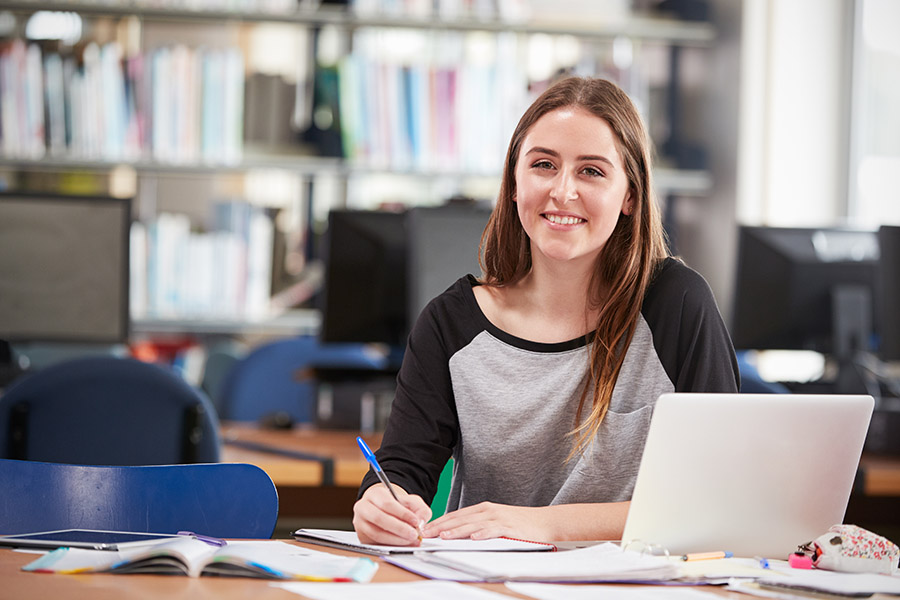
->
[555,405,653,504]
[595,405,653,466]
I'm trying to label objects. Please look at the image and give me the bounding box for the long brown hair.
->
[479,76,670,458]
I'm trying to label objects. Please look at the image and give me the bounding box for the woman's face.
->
[514,106,633,270]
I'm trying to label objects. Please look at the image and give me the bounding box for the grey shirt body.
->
[360,258,740,512]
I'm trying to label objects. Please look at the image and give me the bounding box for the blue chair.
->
[217,336,387,423]
[0,356,221,465]
[199,340,247,416]
[0,459,278,538]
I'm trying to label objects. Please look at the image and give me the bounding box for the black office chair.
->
[0,355,221,465]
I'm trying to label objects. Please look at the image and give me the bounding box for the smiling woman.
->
[352,76,740,547]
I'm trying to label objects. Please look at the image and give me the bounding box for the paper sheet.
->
[387,542,678,582]
[506,582,722,600]
[273,580,514,600]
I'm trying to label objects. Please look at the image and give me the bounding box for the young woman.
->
[352,76,739,545]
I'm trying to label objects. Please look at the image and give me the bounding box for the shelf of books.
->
[0,0,717,333]
[0,30,712,189]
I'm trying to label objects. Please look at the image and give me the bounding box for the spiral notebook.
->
[621,392,874,559]
[293,528,555,556]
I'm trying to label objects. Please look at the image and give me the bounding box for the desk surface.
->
[858,454,900,497]
[220,423,380,488]
[0,540,751,600]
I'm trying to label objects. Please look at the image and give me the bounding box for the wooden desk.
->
[0,540,750,600]
[220,423,379,488]
[858,454,900,497]
[219,424,380,522]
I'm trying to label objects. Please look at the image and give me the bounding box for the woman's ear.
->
[621,191,635,216]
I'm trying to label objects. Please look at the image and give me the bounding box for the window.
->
[849,0,900,225]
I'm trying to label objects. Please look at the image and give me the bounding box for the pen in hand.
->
[356,436,423,542]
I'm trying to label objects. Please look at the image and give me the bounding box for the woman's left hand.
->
[420,500,630,543]
[421,502,551,542]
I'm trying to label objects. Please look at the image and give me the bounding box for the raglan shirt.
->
[360,257,740,513]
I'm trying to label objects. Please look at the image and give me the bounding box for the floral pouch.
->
[798,524,899,575]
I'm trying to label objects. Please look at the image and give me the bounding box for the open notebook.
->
[293,528,555,556]
[621,392,874,559]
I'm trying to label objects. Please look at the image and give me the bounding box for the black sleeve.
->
[642,259,741,393]
[357,286,463,503]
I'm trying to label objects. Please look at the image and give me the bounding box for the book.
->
[292,528,556,556]
[43,52,66,155]
[385,542,680,583]
[22,538,378,581]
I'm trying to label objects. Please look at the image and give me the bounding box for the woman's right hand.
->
[352,484,432,545]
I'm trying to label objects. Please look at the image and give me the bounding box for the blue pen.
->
[356,436,423,540]
[356,437,402,503]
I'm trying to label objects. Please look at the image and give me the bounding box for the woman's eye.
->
[532,160,554,170]
[582,166,604,177]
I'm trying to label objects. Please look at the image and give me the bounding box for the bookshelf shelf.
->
[1,2,715,45]
[132,308,320,337]
[0,154,711,195]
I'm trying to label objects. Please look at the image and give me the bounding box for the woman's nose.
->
[551,170,578,203]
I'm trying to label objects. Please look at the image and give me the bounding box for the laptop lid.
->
[621,393,874,559]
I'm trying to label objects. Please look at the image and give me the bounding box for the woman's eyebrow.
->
[525,146,615,168]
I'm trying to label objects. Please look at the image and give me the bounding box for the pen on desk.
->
[681,551,733,561]
[356,436,423,541]
[755,556,770,569]
[177,531,227,547]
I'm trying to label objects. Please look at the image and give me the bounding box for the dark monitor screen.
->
[0,193,131,344]
[730,225,879,356]
[406,204,490,331]
[319,209,408,346]
[879,225,900,361]
[319,204,490,348]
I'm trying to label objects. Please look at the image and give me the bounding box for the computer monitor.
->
[730,225,879,392]
[878,225,900,362]
[319,204,490,349]
[319,209,408,347]
[0,192,131,345]
[406,204,490,332]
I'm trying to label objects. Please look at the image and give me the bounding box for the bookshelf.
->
[0,2,715,43]
[0,1,717,336]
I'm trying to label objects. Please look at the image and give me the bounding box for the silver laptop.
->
[621,393,874,559]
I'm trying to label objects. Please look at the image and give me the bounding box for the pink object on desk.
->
[789,552,814,569]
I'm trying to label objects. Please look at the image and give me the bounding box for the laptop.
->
[621,393,874,559]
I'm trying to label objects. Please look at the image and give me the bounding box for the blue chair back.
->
[218,336,387,423]
[0,356,221,465]
[0,459,278,538]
